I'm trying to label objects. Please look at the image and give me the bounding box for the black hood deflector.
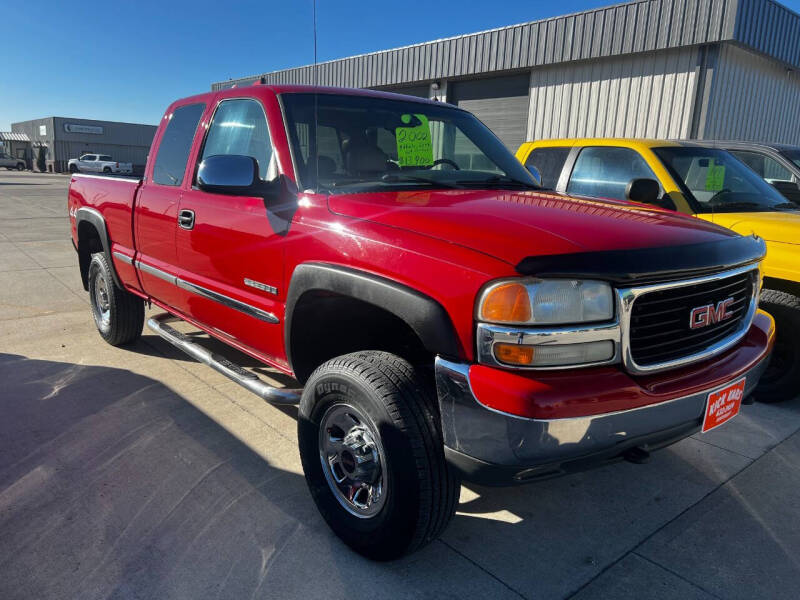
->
[515,236,766,285]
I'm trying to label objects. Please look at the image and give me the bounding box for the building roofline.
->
[213,0,800,92]
[11,116,157,128]
[216,0,655,86]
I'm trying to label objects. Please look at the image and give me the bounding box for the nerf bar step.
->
[146,313,301,405]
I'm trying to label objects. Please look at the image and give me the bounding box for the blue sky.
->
[3,0,800,130]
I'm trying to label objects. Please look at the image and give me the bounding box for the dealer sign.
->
[64,123,103,135]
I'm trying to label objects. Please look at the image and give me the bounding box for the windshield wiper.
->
[455,175,539,189]
[380,174,459,188]
[773,202,800,210]
[708,201,770,211]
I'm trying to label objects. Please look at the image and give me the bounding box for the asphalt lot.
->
[1,170,799,600]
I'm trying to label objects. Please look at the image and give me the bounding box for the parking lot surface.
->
[1,170,799,600]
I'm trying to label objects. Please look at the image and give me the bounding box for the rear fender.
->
[75,207,121,289]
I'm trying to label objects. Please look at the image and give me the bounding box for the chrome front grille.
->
[618,265,759,374]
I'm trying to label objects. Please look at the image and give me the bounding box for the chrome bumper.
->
[434,353,771,485]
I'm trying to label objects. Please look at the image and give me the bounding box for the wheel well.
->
[289,291,433,384]
[77,221,103,290]
[763,277,800,299]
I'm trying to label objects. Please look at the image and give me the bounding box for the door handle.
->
[178,209,195,230]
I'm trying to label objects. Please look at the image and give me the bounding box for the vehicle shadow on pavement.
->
[2,352,799,599]
[0,353,515,600]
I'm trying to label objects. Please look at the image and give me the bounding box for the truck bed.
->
[69,173,142,264]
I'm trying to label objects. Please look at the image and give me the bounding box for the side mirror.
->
[526,164,542,187]
[198,155,259,194]
[625,178,660,205]
[771,180,800,192]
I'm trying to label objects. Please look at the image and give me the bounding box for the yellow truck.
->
[516,138,799,401]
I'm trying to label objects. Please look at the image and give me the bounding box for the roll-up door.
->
[381,84,431,98]
[451,74,530,151]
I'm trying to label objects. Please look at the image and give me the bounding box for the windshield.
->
[780,147,800,170]
[653,146,797,213]
[280,93,538,193]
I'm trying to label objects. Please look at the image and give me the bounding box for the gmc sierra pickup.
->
[69,85,774,560]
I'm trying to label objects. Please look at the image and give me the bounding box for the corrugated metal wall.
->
[703,43,800,142]
[734,0,800,70]
[213,0,739,91]
[528,46,700,140]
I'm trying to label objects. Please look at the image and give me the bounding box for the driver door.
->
[176,96,287,365]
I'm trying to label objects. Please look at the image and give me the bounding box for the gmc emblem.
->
[690,297,735,329]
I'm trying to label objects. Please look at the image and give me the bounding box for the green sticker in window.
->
[396,114,433,167]
[705,160,726,191]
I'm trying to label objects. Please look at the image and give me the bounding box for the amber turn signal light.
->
[480,283,531,323]
[494,343,535,366]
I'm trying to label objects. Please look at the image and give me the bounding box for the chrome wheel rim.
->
[318,403,387,518]
[92,272,111,329]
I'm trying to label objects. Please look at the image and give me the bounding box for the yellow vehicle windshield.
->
[652,146,799,214]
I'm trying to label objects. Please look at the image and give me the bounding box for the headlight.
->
[479,279,614,325]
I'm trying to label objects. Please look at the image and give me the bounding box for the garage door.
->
[381,84,430,99]
[451,74,530,151]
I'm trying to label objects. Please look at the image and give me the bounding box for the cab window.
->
[525,147,570,189]
[152,102,205,186]
[567,146,656,201]
[729,150,793,183]
[201,99,273,180]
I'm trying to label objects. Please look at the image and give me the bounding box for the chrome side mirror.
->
[198,155,259,194]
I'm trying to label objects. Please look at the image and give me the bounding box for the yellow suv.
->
[517,138,800,402]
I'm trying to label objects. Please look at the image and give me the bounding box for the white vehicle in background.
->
[0,151,26,171]
[68,154,132,174]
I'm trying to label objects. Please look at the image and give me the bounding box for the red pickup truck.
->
[69,85,774,560]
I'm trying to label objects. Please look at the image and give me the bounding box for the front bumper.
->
[436,310,775,486]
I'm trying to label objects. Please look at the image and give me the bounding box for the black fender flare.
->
[284,263,462,371]
[75,206,121,289]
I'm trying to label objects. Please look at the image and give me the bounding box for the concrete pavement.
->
[1,171,799,599]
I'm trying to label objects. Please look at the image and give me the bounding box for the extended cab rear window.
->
[525,147,570,189]
[152,103,205,186]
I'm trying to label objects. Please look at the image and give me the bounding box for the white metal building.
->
[213,0,800,150]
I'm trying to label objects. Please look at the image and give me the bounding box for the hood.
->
[710,211,800,246]
[328,189,738,266]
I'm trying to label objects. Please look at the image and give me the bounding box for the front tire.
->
[756,289,800,402]
[298,351,459,560]
[88,253,144,346]
[16,163,24,171]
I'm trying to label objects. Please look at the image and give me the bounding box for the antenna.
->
[312,0,319,193]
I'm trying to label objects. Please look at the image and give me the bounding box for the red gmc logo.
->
[689,297,735,329]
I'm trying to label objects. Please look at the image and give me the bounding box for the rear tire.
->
[298,351,459,560]
[756,289,800,403]
[87,253,144,346]
[102,167,112,174]
[16,163,24,171]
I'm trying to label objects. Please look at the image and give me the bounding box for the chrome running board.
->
[147,313,301,405]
